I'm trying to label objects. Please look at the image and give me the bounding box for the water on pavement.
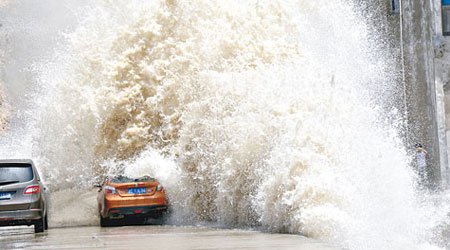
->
[0,225,345,250]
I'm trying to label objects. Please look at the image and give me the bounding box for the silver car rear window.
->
[0,164,34,184]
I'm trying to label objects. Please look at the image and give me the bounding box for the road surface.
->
[0,225,346,250]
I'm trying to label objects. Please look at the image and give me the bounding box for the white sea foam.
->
[1,1,449,249]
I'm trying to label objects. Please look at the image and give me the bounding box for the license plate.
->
[128,187,146,194]
[0,192,12,199]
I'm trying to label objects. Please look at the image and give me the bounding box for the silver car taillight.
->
[24,184,40,194]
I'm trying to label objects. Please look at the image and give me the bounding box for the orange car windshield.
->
[110,176,134,183]
[134,176,156,182]
[110,175,156,183]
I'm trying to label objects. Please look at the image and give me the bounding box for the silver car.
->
[0,159,48,233]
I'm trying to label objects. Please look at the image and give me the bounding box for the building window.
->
[443,0,450,36]
[391,0,400,13]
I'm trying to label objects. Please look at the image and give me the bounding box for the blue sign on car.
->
[128,187,146,194]
[0,192,12,199]
[444,0,450,6]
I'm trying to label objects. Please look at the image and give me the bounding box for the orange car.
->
[97,175,168,226]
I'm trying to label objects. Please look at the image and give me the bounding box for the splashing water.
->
[1,0,450,250]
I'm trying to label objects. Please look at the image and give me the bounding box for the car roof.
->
[0,159,34,164]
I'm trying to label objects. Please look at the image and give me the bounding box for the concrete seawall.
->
[372,0,450,187]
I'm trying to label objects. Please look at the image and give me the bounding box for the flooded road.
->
[0,225,345,250]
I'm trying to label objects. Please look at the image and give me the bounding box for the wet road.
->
[0,225,345,250]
